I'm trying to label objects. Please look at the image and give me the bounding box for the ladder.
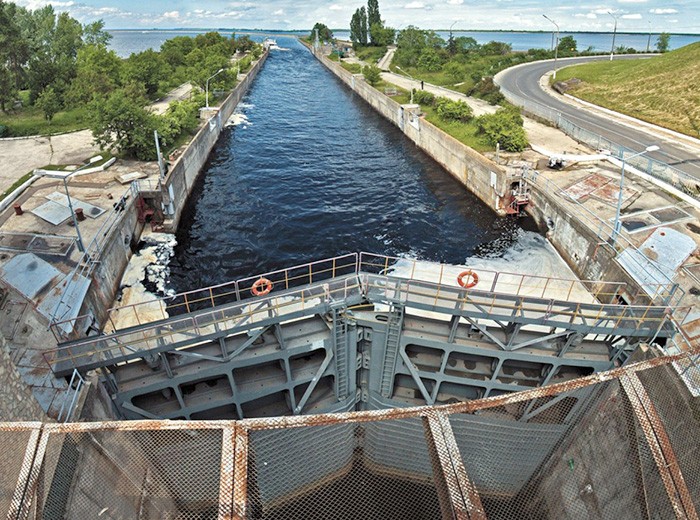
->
[332,303,350,400]
[380,303,405,398]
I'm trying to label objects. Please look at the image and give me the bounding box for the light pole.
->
[611,145,659,245]
[608,11,620,60]
[646,21,652,53]
[205,68,225,108]
[35,170,86,252]
[448,20,459,54]
[543,15,559,79]
[396,66,416,104]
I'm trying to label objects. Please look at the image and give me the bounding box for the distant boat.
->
[263,38,281,50]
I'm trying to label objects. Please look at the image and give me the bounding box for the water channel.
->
[167,37,558,293]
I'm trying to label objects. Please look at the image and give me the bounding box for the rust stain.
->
[562,174,611,201]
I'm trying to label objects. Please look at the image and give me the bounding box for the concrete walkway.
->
[147,82,194,115]
[377,46,396,70]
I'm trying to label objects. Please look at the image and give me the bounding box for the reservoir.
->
[167,37,545,292]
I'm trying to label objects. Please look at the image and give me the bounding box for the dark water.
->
[168,37,537,292]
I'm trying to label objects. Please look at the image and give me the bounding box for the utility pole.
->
[646,21,652,53]
[543,15,560,79]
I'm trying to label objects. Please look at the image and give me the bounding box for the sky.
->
[12,0,699,33]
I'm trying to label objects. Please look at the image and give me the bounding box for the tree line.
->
[0,2,260,159]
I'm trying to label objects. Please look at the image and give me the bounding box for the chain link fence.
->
[3,351,700,519]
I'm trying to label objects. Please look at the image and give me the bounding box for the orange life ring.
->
[457,270,479,289]
[251,277,274,296]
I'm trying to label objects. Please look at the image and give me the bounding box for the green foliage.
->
[0,124,8,137]
[363,64,382,86]
[158,98,201,148]
[89,88,158,160]
[657,33,671,53]
[367,0,381,34]
[413,89,435,106]
[370,23,395,48]
[418,49,443,72]
[350,8,368,46]
[468,76,505,105]
[557,36,577,56]
[66,44,122,105]
[354,46,387,64]
[35,86,60,121]
[311,23,334,43]
[341,62,363,74]
[476,106,528,152]
[123,49,168,98]
[435,97,473,123]
[83,20,111,47]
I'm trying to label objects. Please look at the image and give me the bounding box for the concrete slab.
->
[0,232,74,256]
[562,174,611,201]
[591,182,638,207]
[31,200,72,226]
[37,272,91,330]
[0,253,61,300]
[45,191,106,219]
[0,301,26,340]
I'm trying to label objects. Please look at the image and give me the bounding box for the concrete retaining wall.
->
[311,49,508,214]
[163,51,269,229]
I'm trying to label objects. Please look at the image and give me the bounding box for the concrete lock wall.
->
[312,49,508,214]
[163,51,269,230]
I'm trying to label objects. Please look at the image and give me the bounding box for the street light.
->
[395,66,416,104]
[205,68,225,108]
[611,145,660,245]
[543,15,559,79]
[608,11,620,61]
[35,170,86,252]
[448,20,460,54]
[646,21,652,53]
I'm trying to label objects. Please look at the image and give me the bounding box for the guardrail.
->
[496,80,700,202]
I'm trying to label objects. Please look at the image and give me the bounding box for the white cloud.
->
[621,13,642,19]
[329,4,343,10]
[446,0,463,4]
[649,8,678,14]
[618,0,647,3]
[162,11,179,19]
[575,13,598,19]
[404,2,425,8]
[273,9,284,15]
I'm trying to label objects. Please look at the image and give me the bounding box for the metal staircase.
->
[380,303,405,398]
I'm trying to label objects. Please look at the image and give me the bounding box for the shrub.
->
[469,76,505,105]
[435,97,473,123]
[0,125,7,138]
[476,105,528,152]
[413,89,435,106]
[363,65,382,86]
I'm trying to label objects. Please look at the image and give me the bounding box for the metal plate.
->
[45,191,106,218]
[0,253,62,300]
[31,200,72,226]
[620,205,693,234]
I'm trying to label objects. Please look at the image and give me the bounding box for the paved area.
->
[147,82,194,115]
[0,130,101,194]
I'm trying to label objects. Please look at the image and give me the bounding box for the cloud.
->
[575,13,598,19]
[618,0,647,3]
[649,8,678,14]
[621,13,642,19]
[272,9,284,15]
[446,0,463,4]
[162,11,179,19]
[404,1,425,8]
[329,4,343,10]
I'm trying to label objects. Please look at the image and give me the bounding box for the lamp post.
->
[395,66,416,104]
[646,21,652,53]
[205,68,225,108]
[35,170,86,252]
[543,15,559,79]
[611,145,660,245]
[448,20,459,54]
[608,11,620,60]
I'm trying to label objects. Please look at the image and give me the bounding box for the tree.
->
[350,9,364,46]
[89,88,158,159]
[66,44,122,105]
[311,23,334,43]
[367,0,381,44]
[454,36,479,54]
[418,49,442,72]
[36,86,60,122]
[480,41,512,56]
[363,64,381,86]
[656,33,670,53]
[83,20,111,47]
[123,49,168,98]
[557,35,577,56]
[476,105,528,152]
[359,7,368,46]
[370,23,395,47]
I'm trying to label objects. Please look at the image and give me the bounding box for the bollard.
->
[13,204,23,216]
[75,208,86,221]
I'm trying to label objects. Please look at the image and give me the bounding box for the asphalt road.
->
[495,55,700,181]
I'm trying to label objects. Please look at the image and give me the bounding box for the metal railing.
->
[509,166,684,306]
[4,350,700,520]
[496,81,700,202]
[56,369,85,423]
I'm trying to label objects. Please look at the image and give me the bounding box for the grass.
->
[0,91,90,137]
[354,46,387,65]
[0,172,33,204]
[554,42,700,138]
[341,62,363,74]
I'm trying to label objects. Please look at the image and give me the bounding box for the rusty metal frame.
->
[5,427,42,520]
[13,428,50,520]
[620,373,699,520]
[423,411,487,520]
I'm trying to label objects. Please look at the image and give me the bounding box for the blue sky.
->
[13,0,698,32]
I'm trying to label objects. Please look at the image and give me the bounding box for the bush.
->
[435,97,473,123]
[469,76,505,105]
[0,125,7,137]
[413,89,435,106]
[476,105,528,152]
[363,65,382,86]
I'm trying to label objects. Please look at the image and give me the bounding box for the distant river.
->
[108,29,699,57]
[166,37,574,292]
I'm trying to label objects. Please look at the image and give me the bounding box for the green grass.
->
[0,172,33,204]
[341,62,363,74]
[554,42,700,137]
[0,100,90,137]
[354,46,387,65]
